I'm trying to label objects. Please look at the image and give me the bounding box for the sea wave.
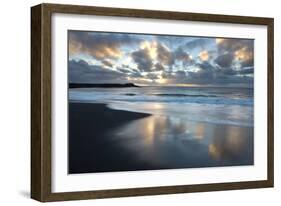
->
[107,101,253,127]
[150,93,218,98]
[113,96,253,106]
[69,88,253,107]
[69,87,253,127]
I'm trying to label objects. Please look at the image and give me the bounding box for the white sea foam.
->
[69,86,254,127]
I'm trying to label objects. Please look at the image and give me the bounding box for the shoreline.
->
[68,102,153,174]
[68,102,254,174]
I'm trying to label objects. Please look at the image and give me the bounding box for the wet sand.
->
[68,102,153,173]
[69,102,254,174]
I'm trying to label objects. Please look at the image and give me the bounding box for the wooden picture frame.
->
[31,3,274,202]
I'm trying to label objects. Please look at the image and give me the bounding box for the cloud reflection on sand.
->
[111,114,253,169]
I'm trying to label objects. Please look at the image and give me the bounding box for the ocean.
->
[69,86,254,127]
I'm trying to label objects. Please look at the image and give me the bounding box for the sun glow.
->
[199,50,209,61]
[215,38,224,44]
[127,76,153,83]
[175,83,202,87]
[140,41,158,59]
[156,77,168,84]
[234,47,252,62]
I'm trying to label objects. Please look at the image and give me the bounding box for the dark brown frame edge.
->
[31,3,274,202]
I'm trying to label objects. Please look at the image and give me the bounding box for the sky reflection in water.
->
[110,113,253,169]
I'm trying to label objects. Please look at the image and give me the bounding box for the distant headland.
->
[69,83,140,88]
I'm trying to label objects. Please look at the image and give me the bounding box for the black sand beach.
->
[68,102,254,174]
[68,102,154,173]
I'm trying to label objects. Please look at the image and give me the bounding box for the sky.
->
[68,30,254,87]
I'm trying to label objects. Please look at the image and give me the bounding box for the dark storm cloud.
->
[160,70,188,84]
[161,71,174,79]
[117,66,143,79]
[131,48,153,71]
[101,59,113,68]
[196,62,217,71]
[131,42,192,72]
[187,62,217,82]
[154,63,165,71]
[143,43,193,70]
[69,31,140,59]
[192,62,253,85]
[216,39,254,68]
[146,73,159,80]
[129,71,144,78]
[215,53,234,68]
[241,55,254,67]
[68,59,126,83]
[116,67,131,73]
[220,68,237,76]
[160,60,253,86]
[117,65,143,77]
[157,43,174,66]
[188,71,214,82]
[217,39,253,52]
[174,47,193,63]
[174,70,188,81]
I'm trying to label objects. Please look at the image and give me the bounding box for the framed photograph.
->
[31,3,274,202]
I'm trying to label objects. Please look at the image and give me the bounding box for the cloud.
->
[161,71,174,79]
[116,67,131,73]
[184,38,212,50]
[68,59,126,83]
[159,70,188,84]
[69,31,140,60]
[173,70,188,81]
[68,31,254,86]
[157,43,174,66]
[159,61,253,86]
[187,62,216,82]
[140,41,158,59]
[128,71,144,78]
[101,59,113,68]
[131,48,153,71]
[145,73,159,80]
[215,53,234,67]
[174,47,193,63]
[216,38,254,67]
[132,42,191,71]
[196,62,217,70]
[216,38,253,52]
[234,47,254,67]
[154,63,165,71]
